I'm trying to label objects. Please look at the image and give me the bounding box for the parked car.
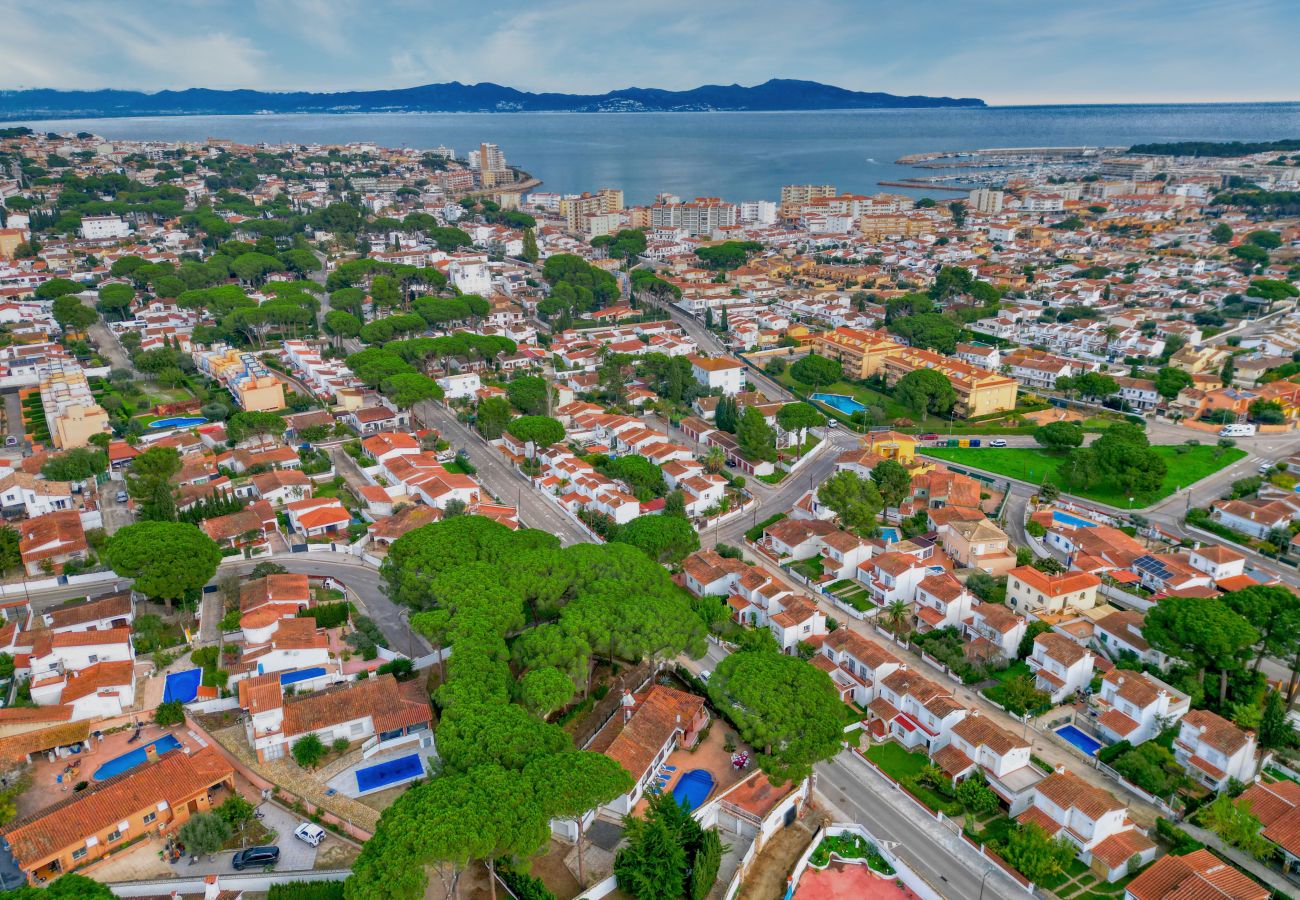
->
[232,846,280,870]
[115,491,129,503]
[294,823,325,847]
[919,433,940,441]
[1259,463,1274,475]
[699,670,712,684]
[989,439,1008,448]
[3,436,17,447]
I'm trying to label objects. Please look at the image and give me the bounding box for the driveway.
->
[168,800,319,876]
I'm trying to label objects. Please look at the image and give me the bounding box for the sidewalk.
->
[739,545,1169,827]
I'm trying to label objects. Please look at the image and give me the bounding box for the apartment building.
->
[194,345,285,412]
[812,327,900,379]
[649,198,737,236]
[881,347,1019,417]
[37,361,110,450]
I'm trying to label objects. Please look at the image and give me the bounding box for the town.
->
[0,125,1297,900]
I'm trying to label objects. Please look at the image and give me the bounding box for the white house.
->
[1028,632,1094,704]
[43,592,133,634]
[0,473,74,518]
[963,601,1028,662]
[1091,669,1190,747]
[591,686,710,816]
[1173,709,1259,792]
[28,628,135,708]
[59,660,137,721]
[1186,543,1247,587]
[871,667,967,752]
[687,355,747,395]
[437,372,482,400]
[1017,770,1157,882]
[284,496,351,538]
[858,552,929,607]
[1093,610,1166,669]
[817,628,902,707]
[932,711,1042,814]
[1006,566,1100,615]
[912,573,974,633]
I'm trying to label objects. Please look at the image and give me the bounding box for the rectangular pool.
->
[1055,724,1102,757]
[811,393,866,416]
[93,733,184,781]
[1052,511,1097,529]
[355,753,425,794]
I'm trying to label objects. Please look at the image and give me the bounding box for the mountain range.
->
[0,79,985,120]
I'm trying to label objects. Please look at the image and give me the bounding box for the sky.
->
[3,0,1298,105]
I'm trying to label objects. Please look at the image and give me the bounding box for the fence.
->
[108,869,349,897]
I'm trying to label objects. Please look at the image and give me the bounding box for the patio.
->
[632,720,753,817]
[16,722,208,820]
[794,862,917,899]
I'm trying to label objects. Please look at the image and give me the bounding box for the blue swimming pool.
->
[148,416,208,430]
[355,753,425,794]
[281,667,327,686]
[1052,511,1097,529]
[672,769,716,812]
[162,668,202,704]
[93,733,183,781]
[1055,725,1102,757]
[879,527,901,544]
[810,393,866,416]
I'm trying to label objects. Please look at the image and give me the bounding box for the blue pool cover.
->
[93,733,183,781]
[356,753,424,793]
[281,667,327,686]
[672,769,716,811]
[162,668,202,704]
[1056,725,1102,757]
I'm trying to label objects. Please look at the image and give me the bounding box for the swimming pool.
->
[1052,511,1097,529]
[281,667,327,686]
[93,733,183,781]
[810,393,866,416]
[1055,725,1102,757]
[355,753,425,794]
[148,416,208,430]
[879,527,901,544]
[672,769,716,811]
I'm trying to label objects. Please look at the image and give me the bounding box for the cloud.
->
[0,0,1297,102]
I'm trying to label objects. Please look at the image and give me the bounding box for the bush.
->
[292,733,327,768]
[154,700,185,727]
[495,867,555,900]
[299,601,350,629]
[377,657,414,680]
[1098,739,1132,765]
[267,884,345,900]
[1156,817,1204,855]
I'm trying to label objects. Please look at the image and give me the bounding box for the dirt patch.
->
[355,784,408,813]
[316,840,360,870]
[1021,407,1083,425]
[529,838,584,900]
[735,806,826,900]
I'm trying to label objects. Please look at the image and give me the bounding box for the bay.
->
[17,103,1300,204]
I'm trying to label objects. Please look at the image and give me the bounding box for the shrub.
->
[495,867,555,900]
[292,733,327,768]
[1156,817,1203,855]
[267,883,346,900]
[1098,739,1132,765]
[299,601,350,629]
[154,700,185,727]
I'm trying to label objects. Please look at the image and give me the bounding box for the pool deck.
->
[324,738,437,799]
[632,719,752,817]
[795,862,917,900]
[16,723,209,820]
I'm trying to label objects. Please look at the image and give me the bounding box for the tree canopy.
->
[105,521,222,602]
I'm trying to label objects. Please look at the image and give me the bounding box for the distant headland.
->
[0,78,986,121]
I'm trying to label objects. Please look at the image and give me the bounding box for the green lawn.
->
[790,554,825,580]
[920,445,1248,507]
[865,742,929,781]
[986,660,1032,686]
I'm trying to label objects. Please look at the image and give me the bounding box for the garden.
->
[824,579,876,614]
[922,444,1247,507]
[910,627,1009,684]
[809,831,895,875]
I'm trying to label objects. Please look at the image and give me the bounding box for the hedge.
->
[267,882,345,900]
[299,602,350,629]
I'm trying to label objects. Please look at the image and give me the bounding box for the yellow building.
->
[862,430,917,463]
[195,346,286,412]
[881,347,1019,417]
[813,327,902,379]
[37,362,110,450]
[857,213,929,240]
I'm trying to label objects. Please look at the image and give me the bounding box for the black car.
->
[232,846,279,870]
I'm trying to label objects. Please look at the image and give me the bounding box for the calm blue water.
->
[355,753,424,793]
[1055,725,1102,757]
[148,415,208,429]
[879,527,902,544]
[812,393,866,416]
[672,768,716,812]
[93,733,183,781]
[1052,511,1098,529]
[17,104,1300,203]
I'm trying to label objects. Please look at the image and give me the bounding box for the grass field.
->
[920,445,1247,507]
[825,579,876,613]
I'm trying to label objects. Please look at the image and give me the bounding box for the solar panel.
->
[1133,555,1172,581]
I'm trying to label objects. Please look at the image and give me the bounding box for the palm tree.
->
[704,446,726,475]
[885,599,911,635]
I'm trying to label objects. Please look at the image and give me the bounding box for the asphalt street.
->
[817,751,1026,899]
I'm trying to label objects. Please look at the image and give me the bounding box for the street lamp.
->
[979,866,996,900]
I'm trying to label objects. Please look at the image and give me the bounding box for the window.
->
[107,829,122,842]
[142,812,157,825]
[72,848,87,861]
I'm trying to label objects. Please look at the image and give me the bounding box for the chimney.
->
[205,874,221,900]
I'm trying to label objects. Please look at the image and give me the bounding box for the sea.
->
[16,103,1300,204]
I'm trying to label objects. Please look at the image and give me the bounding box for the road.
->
[413,398,590,545]
[817,751,1026,899]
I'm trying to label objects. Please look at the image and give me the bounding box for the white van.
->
[1218,423,1257,437]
